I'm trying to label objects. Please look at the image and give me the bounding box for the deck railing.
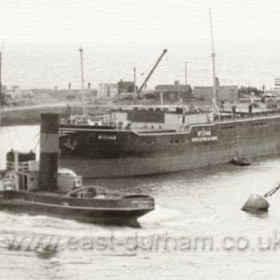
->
[6,161,30,172]
[216,109,280,123]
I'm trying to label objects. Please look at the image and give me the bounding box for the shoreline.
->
[0,103,113,126]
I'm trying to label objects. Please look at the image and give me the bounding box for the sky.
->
[0,0,280,89]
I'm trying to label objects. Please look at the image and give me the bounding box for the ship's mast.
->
[0,51,2,107]
[184,61,188,85]
[78,47,87,116]
[133,67,137,95]
[0,43,4,126]
[79,47,85,90]
[209,9,219,117]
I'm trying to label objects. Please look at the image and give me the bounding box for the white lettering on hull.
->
[191,136,218,142]
[197,130,211,137]
[98,135,117,141]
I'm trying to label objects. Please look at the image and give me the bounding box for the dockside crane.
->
[137,49,167,96]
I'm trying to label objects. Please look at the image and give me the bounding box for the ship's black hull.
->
[59,113,280,178]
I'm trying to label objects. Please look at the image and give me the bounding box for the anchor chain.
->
[264,182,280,198]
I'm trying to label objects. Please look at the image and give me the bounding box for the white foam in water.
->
[140,205,182,223]
[139,203,219,231]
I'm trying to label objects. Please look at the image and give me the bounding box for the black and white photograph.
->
[1,0,280,279]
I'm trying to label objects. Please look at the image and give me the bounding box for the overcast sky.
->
[0,0,280,88]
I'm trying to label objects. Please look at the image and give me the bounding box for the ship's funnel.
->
[39,113,59,191]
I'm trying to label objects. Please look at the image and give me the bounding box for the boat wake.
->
[139,204,218,230]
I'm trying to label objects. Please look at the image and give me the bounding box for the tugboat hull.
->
[0,191,154,226]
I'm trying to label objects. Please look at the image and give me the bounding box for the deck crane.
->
[137,49,167,95]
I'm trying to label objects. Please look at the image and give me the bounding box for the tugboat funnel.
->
[241,194,269,212]
[39,113,59,191]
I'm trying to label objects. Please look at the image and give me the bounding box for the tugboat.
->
[0,114,154,226]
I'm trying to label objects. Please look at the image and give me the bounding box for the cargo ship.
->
[3,13,275,181]
[58,14,280,179]
[58,104,280,179]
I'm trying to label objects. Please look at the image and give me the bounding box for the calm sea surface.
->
[1,125,280,279]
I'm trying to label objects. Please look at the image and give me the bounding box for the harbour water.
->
[1,125,280,279]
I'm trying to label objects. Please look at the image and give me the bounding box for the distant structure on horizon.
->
[193,85,238,104]
[142,80,192,103]
[98,80,136,99]
[118,80,135,95]
[154,81,192,102]
[98,83,118,98]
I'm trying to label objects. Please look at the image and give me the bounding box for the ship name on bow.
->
[98,134,117,141]
[191,129,218,143]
